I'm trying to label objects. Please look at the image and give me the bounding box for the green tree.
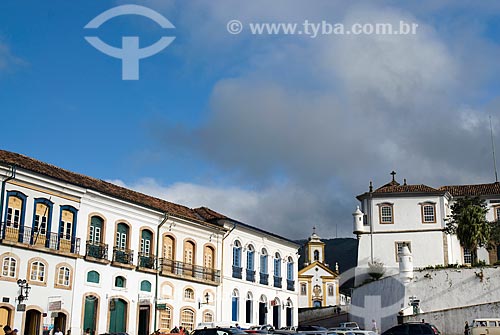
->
[444,197,490,265]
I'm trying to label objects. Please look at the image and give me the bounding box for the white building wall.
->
[220,225,299,328]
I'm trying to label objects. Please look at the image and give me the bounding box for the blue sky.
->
[1,1,500,239]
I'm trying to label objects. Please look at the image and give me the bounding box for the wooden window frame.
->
[420,202,436,223]
[378,203,394,224]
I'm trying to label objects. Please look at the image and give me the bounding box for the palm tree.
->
[444,197,490,265]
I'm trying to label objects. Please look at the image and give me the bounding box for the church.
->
[298,229,340,308]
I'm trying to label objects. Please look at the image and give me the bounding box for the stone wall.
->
[403,301,500,335]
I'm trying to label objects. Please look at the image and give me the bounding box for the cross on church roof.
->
[390,171,396,181]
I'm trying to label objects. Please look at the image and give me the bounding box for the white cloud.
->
[143,2,500,239]
[107,178,351,239]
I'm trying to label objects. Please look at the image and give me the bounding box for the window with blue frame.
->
[274,253,281,277]
[233,241,241,267]
[32,198,53,247]
[232,289,239,321]
[287,258,293,280]
[260,249,268,274]
[5,191,27,230]
[247,245,254,271]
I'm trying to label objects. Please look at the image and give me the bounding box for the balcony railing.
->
[259,273,269,285]
[274,275,282,288]
[246,269,255,282]
[0,223,80,254]
[232,265,242,279]
[113,247,134,265]
[287,279,295,291]
[86,241,108,260]
[137,252,156,269]
[160,258,221,284]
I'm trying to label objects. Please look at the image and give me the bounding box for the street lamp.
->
[17,279,31,303]
[198,292,210,309]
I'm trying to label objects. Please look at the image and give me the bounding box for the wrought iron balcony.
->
[137,252,156,269]
[246,269,255,282]
[113,247,134,265]
[273,275,282,288]
[259,273,268,285]
[159,258,221,284]
[0,222,80,254]
[232,265,242,279]
[287,279,295,291]
[86,241,108,260]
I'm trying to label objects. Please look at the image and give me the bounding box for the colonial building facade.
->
[297,230,339,308]
[0,150,299,335]
[353,172,500,285]
[195,208,300,329]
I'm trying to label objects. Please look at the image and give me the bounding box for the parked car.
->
[245,325,274,334]
[471,318,500,335]
[297,326,328,332]
[339,323,360,330]
[381,323,440,335]
[192,328,248,335]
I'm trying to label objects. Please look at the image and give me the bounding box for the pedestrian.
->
[84,328,91,335]
[171,326,179,334]
[236,324,241,330]
[371,320,378,334]
[3,326,13,335]
[464,321,470,335]
[12,330,18,335]
[54,328,63,335]
[179,326,185,335]
[421,319,425,323]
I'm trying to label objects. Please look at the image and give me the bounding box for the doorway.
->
[54,313,67,334]
[24,309,42,335]
[138,305,150,335]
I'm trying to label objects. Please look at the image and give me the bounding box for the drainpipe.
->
[154,212,169,333]
[219,221,236,323]
[0,165,16,236]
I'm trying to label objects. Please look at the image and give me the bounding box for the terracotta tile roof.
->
[194,207,228,220]
[374,184,441,194]
[0,150,210,223]
[439,182,500,197]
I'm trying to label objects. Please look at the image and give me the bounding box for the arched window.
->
[260,249,268,274]
[115,222,129,250]
[29,260,46,283]
[141,280,152,292]
[184,288,194,300]
[287,257,293,280]
[184,240,195,265]
[246,292,253,324]
[180,308,195,331]
[231,289,239,322]
[300,283,307,295]
[5,191,26,231]
[233,241,242,267]
[163,235,175,260]
[32,198,53,247]
[87,270,100,283]
[328,284,334,296]
[115,275,126,288]
[203,311,213,323]
[59,206,77,251]
[204,245,215,269]
[313,250,319,261]
[2,256,16,278]
[247,245,255,271]
[160,306,172,330]
[232,241,242,279]
[57,266,71,287]
[89,216,104,244]
[141,229,153,255]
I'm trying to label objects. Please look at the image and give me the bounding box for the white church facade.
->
[353,171,500,285]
